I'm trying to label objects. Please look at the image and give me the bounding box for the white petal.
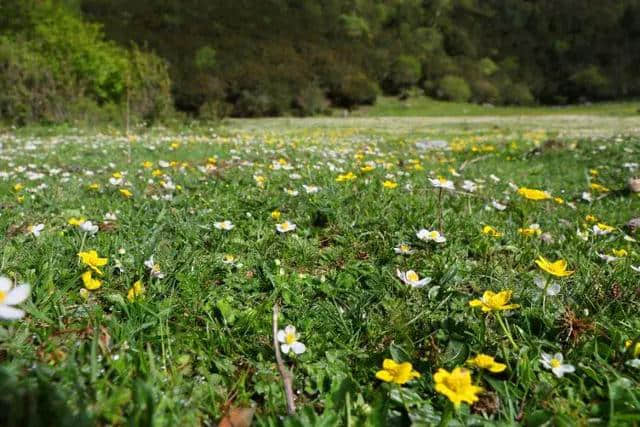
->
[276,330,286,343]
[291,342,306,354]
[0,277,12,293]
[547,283,561,296]
[0,305,25,319]
[541,352,553,363]
[284,325,296,336]
[534,276,546,289]
[280,344,290,354]
[4,284,30,305]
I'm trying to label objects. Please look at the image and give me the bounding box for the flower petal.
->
[4,284,30,305]
[0,305,25,319]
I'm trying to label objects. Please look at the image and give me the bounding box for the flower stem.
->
[496,312,518,351]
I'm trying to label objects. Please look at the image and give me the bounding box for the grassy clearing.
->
[350,96,640,117]
[0,119,640,426]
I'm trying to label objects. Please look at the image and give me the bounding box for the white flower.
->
[104,212,117,221]
[276,221,296,233]
[429,177,455,190]
[416,229,446,243]
[396,269,431,288]
[214,220,234,231]
[491,200,507,211]
[144,256,165,279]
[592,224,612,235]
[28,223,44,237]
[303,184,320,194]
[461,180,477,192]
[79,220,99,234]
[222,254,237,265]
[626,359,640,369]
[393,243,414,255]
[598,253,619,263]
[277,325,306,355]
[284,188,299,196]
[576,229,589,241]
[0,276,30,320]
[540,352,575,378]
[582,192,593,202]
[534,276,561,296]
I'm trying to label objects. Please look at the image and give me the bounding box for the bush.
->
[0,3,173,125]
[437,75,471,102]
[330,73,378,109]
[471,79,501,104]
[293,85,329,116]
[503,83,535,105]
[569,66,612,100]
[386,55,421,94]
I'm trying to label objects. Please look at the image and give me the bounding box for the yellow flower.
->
[585,215,598,223]
[68,217,86,226]
[78,250,108,275]
[589,169,599,176]
[152,169,163,177]
[467,354,507,373]
[81,270,102,290]
[127,280,145,302]
[375,359,421,385]
[517,187,551,201]
[336,172,357,182]
[554,197,564,204]
[360,165,374,172]
[271,210,281,220]
[383,180,398,189]
[590,182,610,193]
[625,340,640,357]
[482,225,503,237]
[469,290,520,312]
[142,161,153,169]
[535,256,574,277]
[433,367,483,407]
[119,189,133,198]
[612,249,628,257]
[13,183,24,192]
[518,224,542,237]
[88,183,100,191]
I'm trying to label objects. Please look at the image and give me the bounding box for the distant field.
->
[350,96,640,117]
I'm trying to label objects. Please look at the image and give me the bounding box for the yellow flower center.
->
[0,290,6,303]
[400,244,409,252]
[285,332,296,345]
[550,358,561,368]
[406,271,418,282]
[429,231,439,239]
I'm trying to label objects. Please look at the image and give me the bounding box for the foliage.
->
[437,75,472,102]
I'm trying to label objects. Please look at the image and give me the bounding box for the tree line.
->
[1,0,639,123]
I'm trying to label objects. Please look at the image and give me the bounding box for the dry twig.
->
[272,304,296,414]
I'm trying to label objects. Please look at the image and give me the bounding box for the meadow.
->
[1,114,640,426]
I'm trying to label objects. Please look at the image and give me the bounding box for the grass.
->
[351,96,640,117]
[0,118,640,426]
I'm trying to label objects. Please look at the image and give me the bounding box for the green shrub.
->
[437,75,471,102]
[386,55,421,94]
[569,66,612,99]
[293,85,329,116]
[471,79,501,104]
[330,73,378,109]
[0,3,173,125]
[503,83,535,105]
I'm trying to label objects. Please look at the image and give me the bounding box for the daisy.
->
[276,221,296,233]
[144,256,165,279]
[429,177,455,190]
[276,325,306,355]
[534,276,561,296]
[416,229,446,243]
[303,185,320,194]
[396,269,431,288]
[393,243,414,255]
[28,223,44,237]
[214,220,234,231]
[540,352,575,378]
[0,276,30,320]
[79,220,99,234]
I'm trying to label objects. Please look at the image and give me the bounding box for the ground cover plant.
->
[0,121,640,426]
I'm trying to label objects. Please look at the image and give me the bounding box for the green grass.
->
[351,96,640,117]
[1,121,640,426]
